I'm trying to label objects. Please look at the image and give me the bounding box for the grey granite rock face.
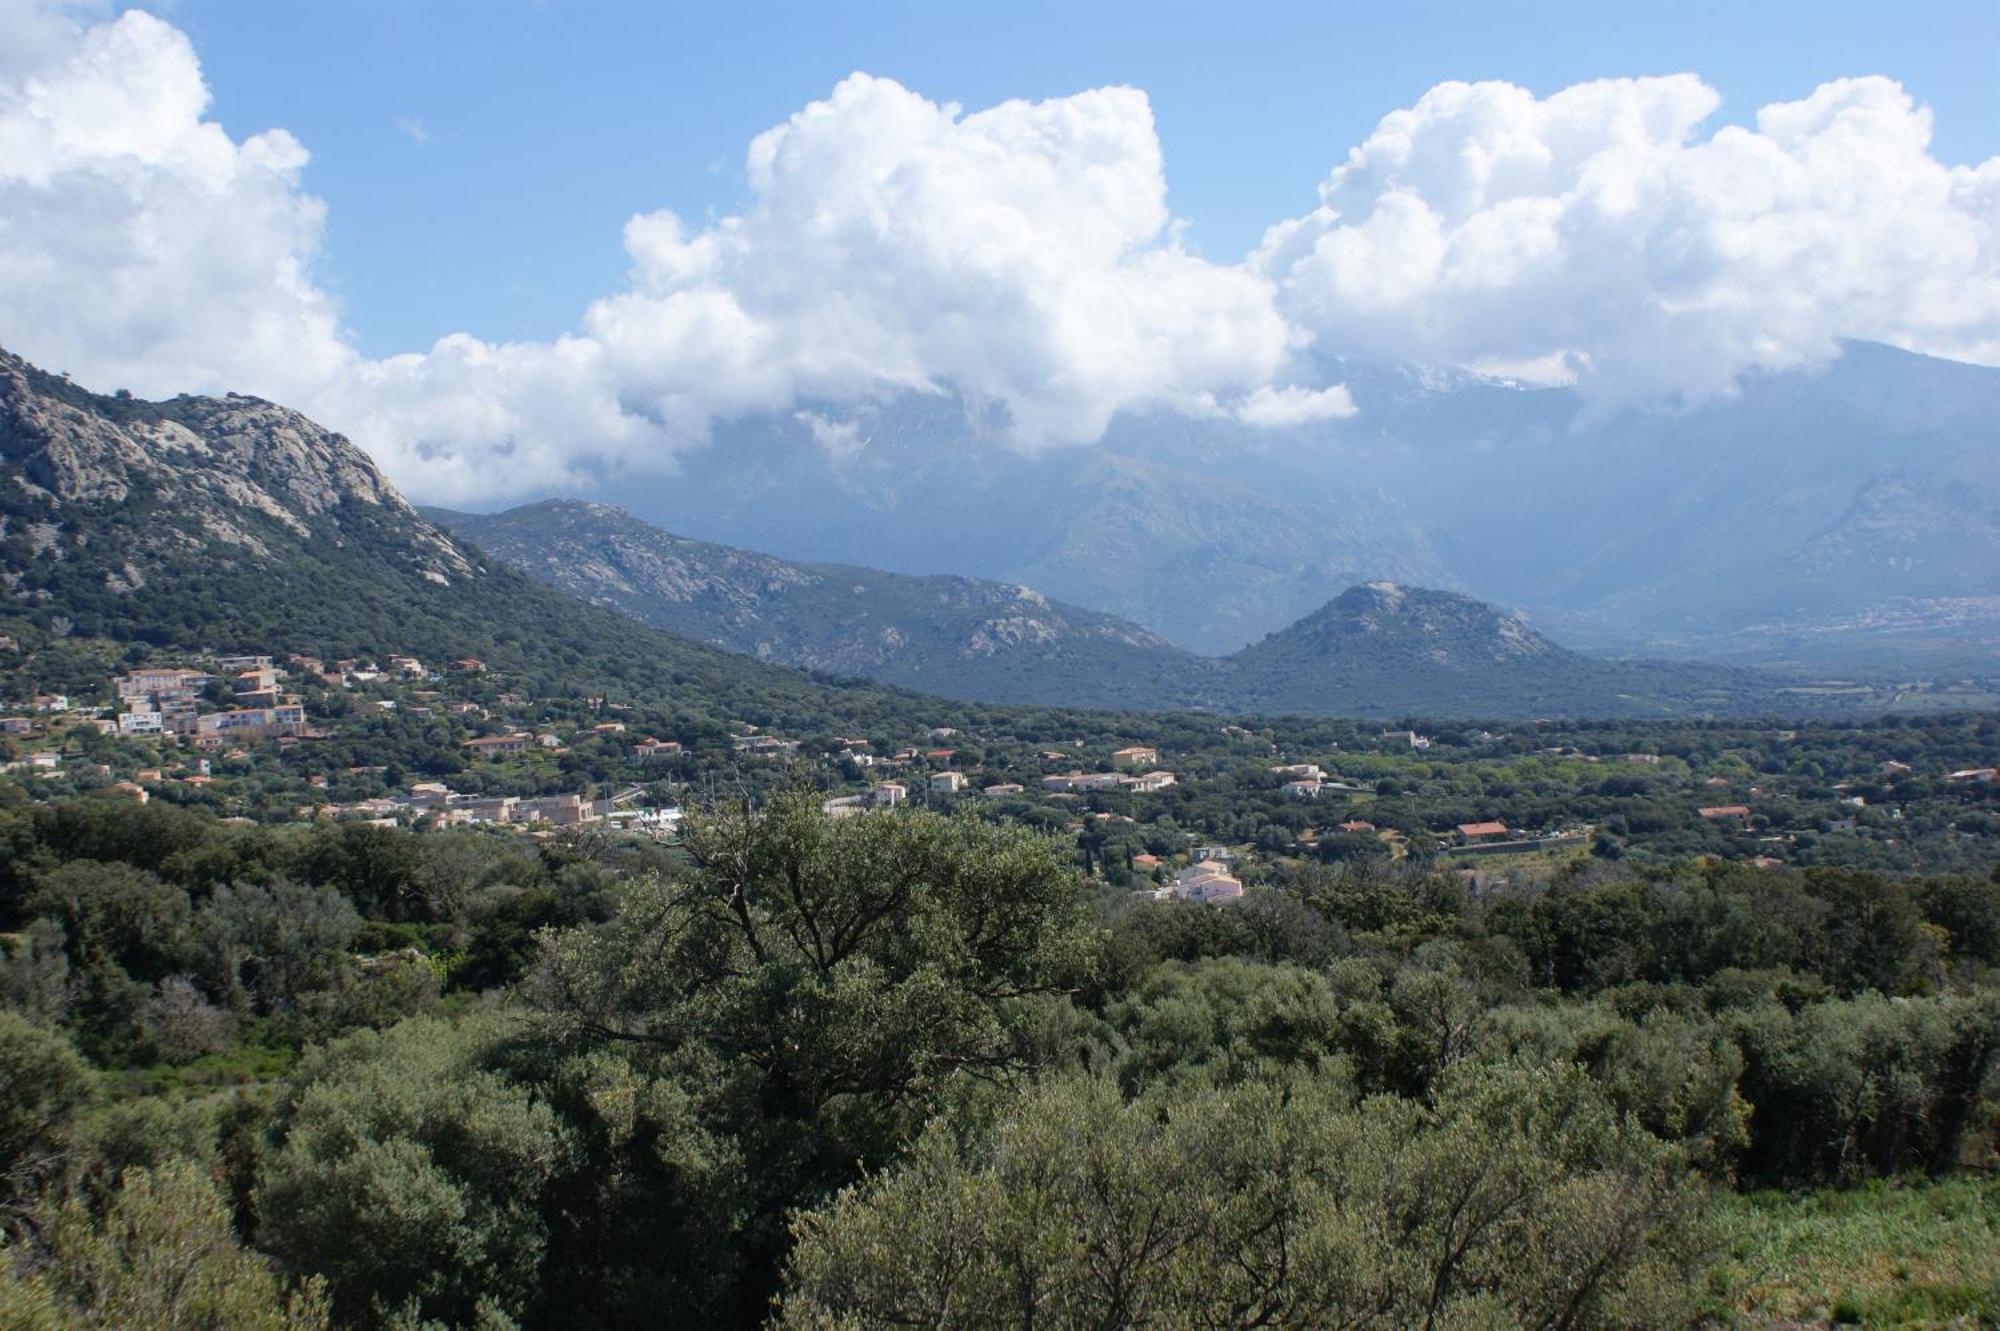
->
[0,348,474,585]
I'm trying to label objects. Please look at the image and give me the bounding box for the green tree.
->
[255,1015,567,1328]
[192,878,358,1014]
[525,791,1102,1321]
[779,1063,1707,1329]
[0,1013,93,1213]
[7,1159,329,1331]
[529,791,1099,1115]
[1729,989,2000,1183]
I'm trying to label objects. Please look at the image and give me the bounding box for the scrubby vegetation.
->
[1,788,1995,1328]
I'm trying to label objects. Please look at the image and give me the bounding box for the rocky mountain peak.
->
[3,350,408,516]
[0,346,473,580]
[1250,582,1562,668]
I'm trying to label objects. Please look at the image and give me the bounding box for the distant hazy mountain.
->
[426,499,1222,711]
[437,499,1812,720]
[564,392,1453,656]
[1303,342,2000,665]
[569,342,1997,667]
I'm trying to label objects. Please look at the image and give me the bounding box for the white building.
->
[1172,861,1243,904]
[1042,771,1124,793]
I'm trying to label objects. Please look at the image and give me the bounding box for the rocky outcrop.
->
[0,348,474,583]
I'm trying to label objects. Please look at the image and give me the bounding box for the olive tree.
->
[780,1063,1708,1330]
[9,1158,329,1331]
[0,1013,93,1213]
[255,1015,568,1328]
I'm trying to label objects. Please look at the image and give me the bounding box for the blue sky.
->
[164,0,2000,356]
[5,0,1995,502]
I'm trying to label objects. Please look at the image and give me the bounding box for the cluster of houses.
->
[106,652,478,746]
[819,740,1185,818]
[1041,769,1178,793]
[821,772,1011,816]
[1137,846,1243,904]
[108,657,309,744]
[459,725,684,763]
[1042,745,1177,793]
[286,652,481,687]
[5,642,1983,881]
[5,652,444,752]
[5,658,315,755]
[319,779,681,834]
[92,652,500,751]
[0,647,704,830]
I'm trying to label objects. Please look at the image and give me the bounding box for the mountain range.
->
[0,344,1964,722]
[431,498,1795,718]
[426,499,1214,712]
[550,342,1998,668]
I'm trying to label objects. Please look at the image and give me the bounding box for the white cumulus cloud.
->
[0,9,350,400]
[795,411,866,462]
[1257,75,2000,405]
[0,13,1309,502]
[0,5,1994,505]
[1230,383,1358,427]
[582,73,1301,448]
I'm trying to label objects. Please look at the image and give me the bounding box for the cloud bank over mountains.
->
[1,4,1995,502]
[1257,74,2000,404]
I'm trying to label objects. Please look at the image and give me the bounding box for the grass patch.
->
[1706,1175,2000,1328]
[120,1038,301,1097]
